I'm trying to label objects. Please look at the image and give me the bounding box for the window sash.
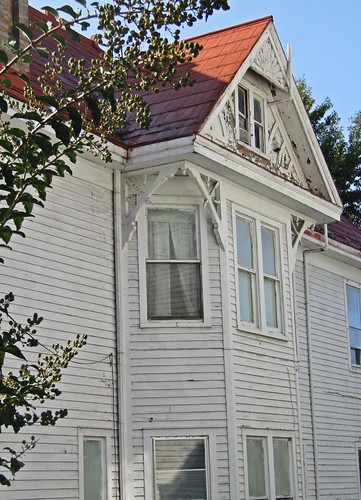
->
[83,438,105,500]
[146,208,202,321]
[346,285,361,366]
[236,214,282,332]
[153,437,208,500]
[246,436,293,500]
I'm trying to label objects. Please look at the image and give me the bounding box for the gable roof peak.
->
[185,15,273,44]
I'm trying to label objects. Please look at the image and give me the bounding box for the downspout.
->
[303,224,328,500]
[113,169,133,499]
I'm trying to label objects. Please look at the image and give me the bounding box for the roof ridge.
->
[185,15,273,43]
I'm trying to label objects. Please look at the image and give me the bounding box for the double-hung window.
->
[346,285,361,366]
[237,85,265,152]
[153,437,209,500]
[235,211,283,333]
[146,207,202,321]
[246,435,294,500]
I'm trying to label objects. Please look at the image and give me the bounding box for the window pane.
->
[147,263,202,319]
[261,227,276,277]
[246,438,267,499]
[236,217,253,269]
[347,286,361,328]
[238,87,247,118]
[154,439,207,500]
[264,278,278,328]
[148,209,197,261]
[254,97,263,124]
[239,270,254,323]
[350,327,361,349]
[273,438,292,497]
[84,440,103,500]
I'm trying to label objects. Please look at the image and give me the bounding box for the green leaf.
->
[51,119,70,146]
[49,33,66,49]
[84,95,101,126]
[75,0,87,7]
[12,111,43,122]
[80,22,90,31]
[65,26,81,42]
[67,106,82,136]
[34,21,50,34]
[35,46,49,59]
[37,95,59,109]
[0,49,8,64]
[0,139,13,152]
[0,95,8,113]
[41,6,59,19]
[59,5,80,18]
[21,54,33,63]
[0,474,11,486]
[12,23,33,44]
[0,225,13,244]
[0,79,12,88]
[34,133,53,155]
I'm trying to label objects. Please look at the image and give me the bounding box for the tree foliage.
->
[297,77,361,225]
[0,0,230,486]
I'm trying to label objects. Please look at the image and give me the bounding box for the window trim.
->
[233,205,286,338]
[243,430,296,500]
[143,428,216,500]
[236,84,267,154]
[138,200,210,328]
[346,281,361,370]
[78,428,112,500]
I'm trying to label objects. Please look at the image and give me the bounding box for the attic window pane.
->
[238,87,249,143]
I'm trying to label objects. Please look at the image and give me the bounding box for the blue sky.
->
[30,0,360,131]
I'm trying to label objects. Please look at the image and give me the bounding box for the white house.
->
[1,2,361,500]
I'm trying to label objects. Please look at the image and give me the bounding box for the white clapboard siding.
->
[296,254,361,499]
[226,199,303,499]
[127,189,229,499]
[1,163,118,499]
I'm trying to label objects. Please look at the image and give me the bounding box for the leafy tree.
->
[0,0,230,486]
[297,77,361,225]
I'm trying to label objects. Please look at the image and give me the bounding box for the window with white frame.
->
[346,285,361,366]
[237,85,265,152]
[246,435,294,500]
[146,207,203,321]
[235,212,282,333]
[79,433,109,500]
[153,437,209,500]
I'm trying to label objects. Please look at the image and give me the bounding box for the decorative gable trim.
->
[251,37,289,91]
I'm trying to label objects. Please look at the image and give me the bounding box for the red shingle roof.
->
[3,9,361,251]
[328,216,361,252]
[120,17,272,147]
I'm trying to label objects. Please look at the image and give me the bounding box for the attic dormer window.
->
[237,85,265,153]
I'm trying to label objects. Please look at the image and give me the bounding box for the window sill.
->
[350,364,361,374]
[237,323,288,342]
[140,319,212,329]
[237,140,269,160]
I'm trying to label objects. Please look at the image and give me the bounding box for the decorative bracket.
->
[121,163,225,250]
[122,165,179,247]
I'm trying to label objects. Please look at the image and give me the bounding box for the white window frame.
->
[243,430,297,500]
[143,428,217,500]
[236,84,267,153]
[138,200,210,328]
[346,281,361,369]
[233,205,286,337]
[78,428,112,500]
[355,442,361,499]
